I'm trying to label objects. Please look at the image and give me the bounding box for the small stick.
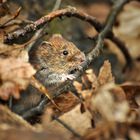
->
[30,76,61,111]
[3,6,133,69]
[0,7,21,28]
[52,115,81,138]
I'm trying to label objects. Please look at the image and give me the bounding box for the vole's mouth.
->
[69,65,83,74]
[68,56,87,74]
[69,68,78,74]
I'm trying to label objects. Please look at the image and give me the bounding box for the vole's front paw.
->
[61,74,76,82]
[66,74,76,80]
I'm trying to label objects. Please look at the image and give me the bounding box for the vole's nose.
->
[74,53,86,63]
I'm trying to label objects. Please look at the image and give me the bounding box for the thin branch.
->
[4,6,132,68]
[87,0,129,63]
[0,7,21,28]
[52,116,81,138]
[30,76,61,111]
[111,35,133,69]
[4,6,101,44]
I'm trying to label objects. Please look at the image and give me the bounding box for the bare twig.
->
[4,6,132,68]
[4,7,101,44]
[53,115,81,138]
[0,7,21,28]
[111,35,133,69]
[87,0,129,63]
[30,76,61,111]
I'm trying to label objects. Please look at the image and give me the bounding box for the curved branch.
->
[111,35,133,69]
[4,6,133,68]
[4,7,102,44]
[87,0,129,63]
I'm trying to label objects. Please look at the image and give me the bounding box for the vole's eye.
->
[63,50,68,55]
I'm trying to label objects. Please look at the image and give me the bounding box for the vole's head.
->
[30,34,86,74]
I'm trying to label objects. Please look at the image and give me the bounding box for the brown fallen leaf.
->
[74,60,129,124]
[43,105,92,137]
[0,57,36,100]
[73,69,96,99]
[83,122,140,140]
[57,104,92,136]
[84,69,98,91]
[90,83,129,122]
[124,61,140,82]
[98,60,115,86]
[74,60,114,99]
[0,105,34,130]
[0,106,67,140]
[121,82,140,108]
[49,91,79,114]
[42,108,78,140]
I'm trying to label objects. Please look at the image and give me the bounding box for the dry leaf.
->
[58,104,92,136]
[121,82,140,108]
[73,81,83,94]
[73,80,93,99]
[98,60,114,86]
[85,69,98,90]
[90,83,129,122]
[42,108,74,140]
[124,61,140,82]
[50,91,79,114]
[0,58,36,100]
[74,60,114,100]
[0,105,34,130]
[43,105,92,137]
[73,69,98,100]
[84,122,140,140]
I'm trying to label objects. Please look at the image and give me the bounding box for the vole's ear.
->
[40,41,53,51]
[52,34,63,38]
[49,34,66,47]
[41,41,52,47]
[49,34,63,42]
